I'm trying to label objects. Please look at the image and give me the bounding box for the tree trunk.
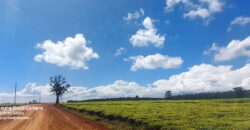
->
[56,95,59,104]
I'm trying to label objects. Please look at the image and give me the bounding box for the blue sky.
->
[0,0,250,102]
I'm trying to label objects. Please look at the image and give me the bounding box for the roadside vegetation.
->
[0,104,14,107]
[62,98,250,130]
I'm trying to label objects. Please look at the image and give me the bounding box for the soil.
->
[0,104,108,130]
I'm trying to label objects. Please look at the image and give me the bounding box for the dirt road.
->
[0,104,108,130]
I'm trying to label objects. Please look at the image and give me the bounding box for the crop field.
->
[62,98,250,130]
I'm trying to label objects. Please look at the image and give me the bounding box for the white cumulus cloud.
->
[0,64,250,103]
[228,16,250,31]
[34,34,99,69]
[130,17,165,47]
[153,63,250,94]
[205,35,250,61]
[1,63,250,103]
[123,8,144,22]
[166,0,224,23]
[114,47,126,57]
[128,53,183,71]
[0,81,147,103]
[165,0,193,12]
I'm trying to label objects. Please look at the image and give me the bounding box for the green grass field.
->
[62,98,250,130]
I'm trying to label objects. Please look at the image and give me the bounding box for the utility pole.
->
[14,83,17,105]
[39,89,41,103]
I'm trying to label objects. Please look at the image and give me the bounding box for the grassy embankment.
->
[62,98,250,130]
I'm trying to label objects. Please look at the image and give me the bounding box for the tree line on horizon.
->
[66,87,249,102]
[69,87,250,102]
[48,75,250,103]
[166,87,249,100]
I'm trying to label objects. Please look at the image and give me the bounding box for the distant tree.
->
[233,87,245,98]
[135,95,139,100]
[165,91,172,99]
[50,75,71,104]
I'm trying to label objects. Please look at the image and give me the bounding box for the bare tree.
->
[50,75,71,104]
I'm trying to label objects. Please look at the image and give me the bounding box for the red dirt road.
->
[0,104,108,130]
